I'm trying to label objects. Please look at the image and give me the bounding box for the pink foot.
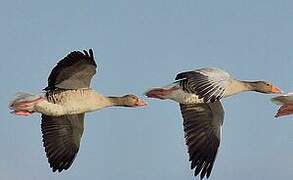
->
[12,111,33,116]
[10,97,44,116]
[145,87,179,99]
[275,104,293,118]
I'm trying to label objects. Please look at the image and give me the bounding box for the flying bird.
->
[145,67,282,179]
[9,49,147,172]
[271,92,293,117]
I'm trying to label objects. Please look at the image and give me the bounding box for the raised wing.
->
[44,49,97,91]
[176,68,231,103]
[41,114,84,172]
[180,101,224,179]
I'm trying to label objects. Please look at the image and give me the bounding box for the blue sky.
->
[1,0,293,180]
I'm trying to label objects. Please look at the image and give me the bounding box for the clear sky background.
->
[1,0,293,180]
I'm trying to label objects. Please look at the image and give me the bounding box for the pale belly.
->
[45,89,109,115]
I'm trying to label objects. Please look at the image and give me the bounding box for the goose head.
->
[109,94,147,107]
[247,81,283,94]
[123,94,147,107]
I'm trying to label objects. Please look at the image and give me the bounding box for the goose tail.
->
[9,92,44,116]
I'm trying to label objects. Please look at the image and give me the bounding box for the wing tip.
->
[84,48,96,66]
[89,48,93,56]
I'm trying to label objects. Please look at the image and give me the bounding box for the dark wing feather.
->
[180,101,224,179]
[176,68,231,103]
[41,114,85,172]
[44,49,97,91]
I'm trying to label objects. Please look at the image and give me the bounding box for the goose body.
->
[147,68,281,104]
[10,49,146,172]
[145,67,281,179]
[34,89,112,116]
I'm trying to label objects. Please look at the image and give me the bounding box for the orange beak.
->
[136,99,147,107]
[271,86,283,94]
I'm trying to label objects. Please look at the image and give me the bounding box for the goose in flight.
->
[9,49,146,172]
[145,67,282,179]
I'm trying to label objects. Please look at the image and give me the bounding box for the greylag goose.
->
[145,67,282,179]
[271,92,293,117]
[9,49,146,172]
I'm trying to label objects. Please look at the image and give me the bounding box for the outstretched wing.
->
[41,114,85,172]
[44,49,97,91]
[176,68,231,103]
[180,101,224,179]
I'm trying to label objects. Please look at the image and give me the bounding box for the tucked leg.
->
[275,104,293,118]
[10,97,45,116]
[145,87,180,99]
